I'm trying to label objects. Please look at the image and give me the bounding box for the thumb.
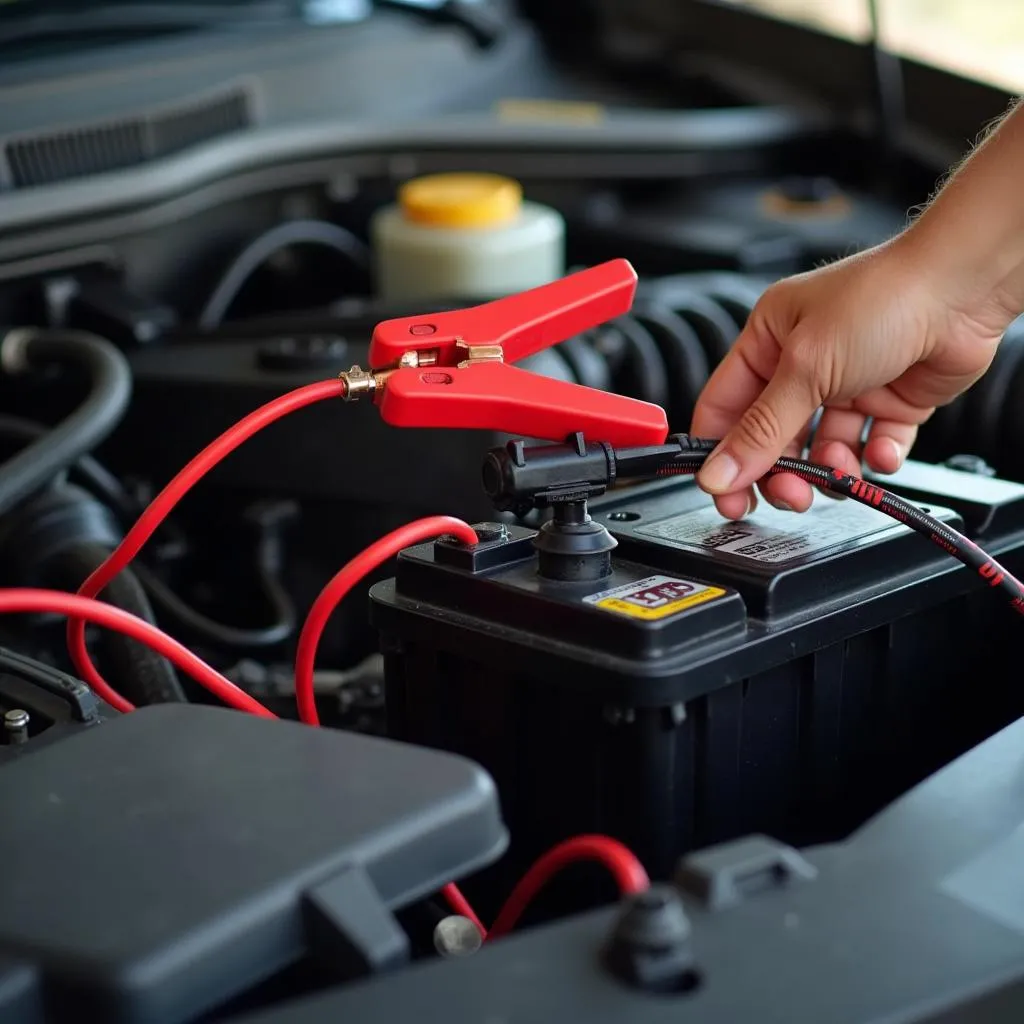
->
[697,355,823,495]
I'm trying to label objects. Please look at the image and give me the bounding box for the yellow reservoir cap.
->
[399,173,522,229]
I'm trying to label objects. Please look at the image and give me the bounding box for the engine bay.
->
[2,3,1024,1021]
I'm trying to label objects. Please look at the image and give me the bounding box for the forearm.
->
[904,98,1024,326]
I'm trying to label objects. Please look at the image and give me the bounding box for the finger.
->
[698,343,823,496]
[815,407,870,468]
[760,408,823,511]
[691,334,772,442]
[691,330,773,520]
[759,434,815,512]
[811,440,868,483]
[863,419,919,473]
[713,489,758,520]
[807,407,869,501]
[850,385,935,427]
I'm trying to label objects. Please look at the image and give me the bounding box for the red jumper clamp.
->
[339,259,670,447]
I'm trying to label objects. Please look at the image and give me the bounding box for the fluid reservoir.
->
[371,173,565,302]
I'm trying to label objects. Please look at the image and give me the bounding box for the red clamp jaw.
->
[340,259,669,448]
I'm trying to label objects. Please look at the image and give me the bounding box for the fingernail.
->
[770,499,794,512]
[699,450,740,493]
[878,438,903,471]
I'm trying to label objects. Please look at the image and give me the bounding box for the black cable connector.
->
[481,433,717,512]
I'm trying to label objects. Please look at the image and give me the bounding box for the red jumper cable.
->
[47,261,659,939]
[292,261,669,930]
[294,260,673,728]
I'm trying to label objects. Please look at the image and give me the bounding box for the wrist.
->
[897,207,1024,335]
[898,100,1024,332]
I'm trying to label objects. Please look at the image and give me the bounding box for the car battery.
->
[370,453,1024,905]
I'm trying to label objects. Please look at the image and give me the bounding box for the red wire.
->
[441,882,488,937]
[486,835,649,941]
[0,589,275,717]
[0,581,641,942]
[291,519,650,937]
[290,513,484,931]
[21,366,644,941]
[65,379,345,712]
[293,515,478,727]
[0,596,641,939]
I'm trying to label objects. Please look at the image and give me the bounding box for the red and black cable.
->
[657,441,1024,614]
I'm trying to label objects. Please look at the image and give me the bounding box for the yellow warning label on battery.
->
[584,575,726,621]
[495,99,605,125]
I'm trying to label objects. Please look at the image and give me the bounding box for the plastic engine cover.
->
[0,703,507,1024]
[237,712,1024,1024]
[370,460,1024,903]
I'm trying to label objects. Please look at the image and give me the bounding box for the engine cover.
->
[0,704,506,1024]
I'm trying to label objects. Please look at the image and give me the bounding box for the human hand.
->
[690,233,1010,519]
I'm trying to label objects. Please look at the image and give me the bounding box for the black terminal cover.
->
[0,704,507,1024]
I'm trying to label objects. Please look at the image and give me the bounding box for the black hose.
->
[130,560,296,648]
[0,413,139,520]
[46,541,187,706]
[0,413,295,648]
[0,328,132,519]
[199,220,371,330]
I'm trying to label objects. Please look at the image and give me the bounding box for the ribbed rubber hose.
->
[0,328,132,518]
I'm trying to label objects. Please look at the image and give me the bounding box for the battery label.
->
[583,575,726,620]
[634,498,896,565]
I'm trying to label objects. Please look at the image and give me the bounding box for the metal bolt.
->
[433,916,483,958]
[472,522,509,544]
[4,709,30,745]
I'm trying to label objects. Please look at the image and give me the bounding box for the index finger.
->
[690,342,770,518]
[691,341,769,440]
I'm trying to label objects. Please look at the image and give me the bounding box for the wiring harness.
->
[0,376,645,940]
[0,375,1022,942]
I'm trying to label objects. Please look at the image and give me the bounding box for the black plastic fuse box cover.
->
[0,703,507,1024]
[371,460,1024,895]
